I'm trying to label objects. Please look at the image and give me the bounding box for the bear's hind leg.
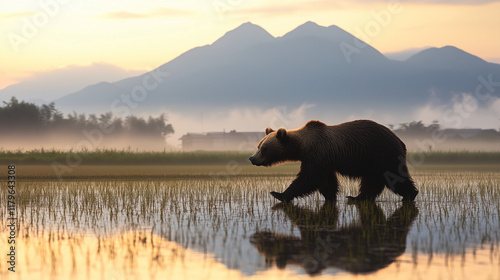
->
[384,164,419,201]
[318,172,339,202]
[391,177,418,202]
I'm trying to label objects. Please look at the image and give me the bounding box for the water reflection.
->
[2,173,500,279]
[251,201,419,275]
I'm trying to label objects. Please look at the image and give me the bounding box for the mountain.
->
[0,63,143,105]
[281,21,386,63]
[212,22,274,48]
[59,81,128,108]
[406,46,488,70]
[31,22,500,117]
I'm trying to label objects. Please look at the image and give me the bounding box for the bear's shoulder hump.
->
[305,120,327,129]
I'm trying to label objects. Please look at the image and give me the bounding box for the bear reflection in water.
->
[250,201,418,275]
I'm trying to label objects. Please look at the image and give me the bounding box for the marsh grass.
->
[0,167,499,279]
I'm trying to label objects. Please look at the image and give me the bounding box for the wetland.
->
[1,163,499,279]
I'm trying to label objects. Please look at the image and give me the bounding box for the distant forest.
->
[388,120,500,152]
[390,120,499,139]
[0,97,174,150]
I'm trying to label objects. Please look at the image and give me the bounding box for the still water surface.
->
[1,169,499,279]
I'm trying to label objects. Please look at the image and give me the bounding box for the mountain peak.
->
[407,46,486,68]
[280,21,386,63]
[282,21,360,44]
[299,21,321,28]
[212,22,274,48]
[282,21,326,39]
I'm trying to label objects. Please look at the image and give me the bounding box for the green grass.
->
[1,148,500,165]
[409,151,500,165]
[0,149,252,165]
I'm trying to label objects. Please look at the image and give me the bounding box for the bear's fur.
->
[249,120,418,202]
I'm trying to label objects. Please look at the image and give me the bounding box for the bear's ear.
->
[276,128,287,140]
[265,127,274,135]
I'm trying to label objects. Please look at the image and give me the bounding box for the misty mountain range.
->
[2,21,500,119]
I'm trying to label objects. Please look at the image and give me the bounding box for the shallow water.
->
[1,169,499,279]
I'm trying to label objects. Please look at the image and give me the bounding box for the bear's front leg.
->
[270,163,324,202]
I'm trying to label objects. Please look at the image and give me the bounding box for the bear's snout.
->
[249,156,255,164]
[249,156,261,166]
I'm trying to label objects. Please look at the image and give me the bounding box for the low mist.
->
[1,97,499,152]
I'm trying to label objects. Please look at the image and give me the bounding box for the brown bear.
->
[249,120,418,202]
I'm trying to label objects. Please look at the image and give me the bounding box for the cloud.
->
[486,57,500,64]
[96,7,195,20]
[384,46,431,61]
[227,0,498,18]
[351,0,499,4]
[227,1,346,17]
[413,93,500,129]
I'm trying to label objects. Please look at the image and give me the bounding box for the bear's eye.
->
[261,147,268,154]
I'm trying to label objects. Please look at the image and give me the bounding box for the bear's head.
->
[249,127,295,166]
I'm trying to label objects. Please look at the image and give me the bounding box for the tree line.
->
[0,97,174,150]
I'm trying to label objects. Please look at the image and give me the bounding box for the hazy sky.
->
[2,0,500,90]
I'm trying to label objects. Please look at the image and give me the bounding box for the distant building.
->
[179,130,265,151]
